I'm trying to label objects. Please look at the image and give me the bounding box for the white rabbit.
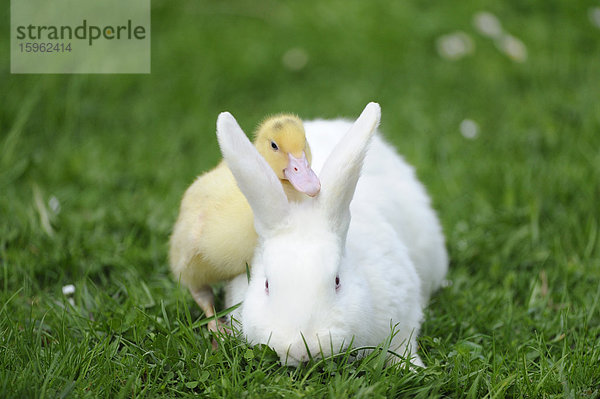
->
[218,103,448,367]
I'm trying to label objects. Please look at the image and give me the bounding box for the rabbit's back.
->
[304,119,448,304]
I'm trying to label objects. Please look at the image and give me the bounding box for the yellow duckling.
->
[169,114,320,331]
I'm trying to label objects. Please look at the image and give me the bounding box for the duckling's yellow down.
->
[169,115,315,296]
[169,162,255,287]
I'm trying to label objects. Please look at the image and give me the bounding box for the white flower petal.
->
[460,119,479,139]
[282,48,309,71]
[497,34,527,62]
[473,11,503,39]
[49,196,61,214]
[589,7,600,29]
[62,284,75,296]
[436,31,475,60]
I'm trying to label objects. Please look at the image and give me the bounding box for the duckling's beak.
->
[283,152,321,197]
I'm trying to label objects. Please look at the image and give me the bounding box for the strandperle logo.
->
[11,0,151,74]
[15,19,147,46]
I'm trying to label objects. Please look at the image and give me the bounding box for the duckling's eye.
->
[270,141,279,151]
[335,275,340,291]
[265,279,269,294]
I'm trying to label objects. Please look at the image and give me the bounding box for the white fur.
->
[220,103,448,367]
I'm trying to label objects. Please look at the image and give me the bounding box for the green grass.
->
[2,0,600,397]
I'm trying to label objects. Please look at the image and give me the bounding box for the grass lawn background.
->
[1,0,599,397]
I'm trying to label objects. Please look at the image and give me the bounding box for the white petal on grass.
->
[62,284,75,296]
[282,48,309,71]
[473,11,503,39]
[589,7,600,29]
[455,220,469,233]
[49,195,61,214]
[33,184,54,236]
[436,31,475,60]
[496,34,527,62]
[460,119,479,139]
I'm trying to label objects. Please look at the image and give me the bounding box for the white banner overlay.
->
[11,0,151,74]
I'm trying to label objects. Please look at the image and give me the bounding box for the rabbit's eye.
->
[265,279,269,293]
[335,275,340,290]
[270,141,279,151]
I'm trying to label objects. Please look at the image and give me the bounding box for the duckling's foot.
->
[190,286,233,348]
[208,318,233,349]
[207,317,232,335]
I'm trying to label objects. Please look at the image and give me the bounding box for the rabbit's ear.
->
[318,102,381,235]
[216,112,290,234]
